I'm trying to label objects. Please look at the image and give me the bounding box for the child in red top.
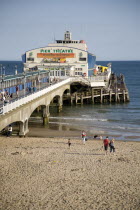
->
[103,136,109,154]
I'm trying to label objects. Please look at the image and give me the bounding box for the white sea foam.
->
[49,122,70,125]
[50,116,108,122]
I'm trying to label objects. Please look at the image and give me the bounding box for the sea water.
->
[1,60,140,141]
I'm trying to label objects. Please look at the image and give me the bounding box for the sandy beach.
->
[0,136,140,210]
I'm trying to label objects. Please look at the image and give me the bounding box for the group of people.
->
[1,125,12,137]
[0,87,17,104]
[103,136,115,154]
[81,131,116,154]
[0,90,11,103]
[67,131,115,154]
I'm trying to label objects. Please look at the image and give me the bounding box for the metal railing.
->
[0,78,71,115]
[0,73,112,115]
[89,69,111,82]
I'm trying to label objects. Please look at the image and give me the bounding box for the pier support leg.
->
[109,90,112,103]
[117,94,120,102]
[80,94,83,105]
[126,93,130,102]
[91,88,94,104]
[19,120,29,137]
[42,105,50,125]
[70,96,73,105]
[123,90,126,102]
[36,106,41,113]
[115,78,118,102]
[57,96,63,113]
[75,93,78,105]
[100,89,103,104]
[115,92,118,102]
[57,104,62,113]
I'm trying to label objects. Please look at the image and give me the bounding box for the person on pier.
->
[16,86,19,97]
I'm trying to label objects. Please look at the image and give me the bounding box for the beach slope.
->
[0,137,140,210]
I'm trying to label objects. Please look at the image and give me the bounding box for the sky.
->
[0,0,139,61]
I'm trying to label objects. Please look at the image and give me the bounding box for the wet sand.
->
[27,125,123,140]
[28,126,81,138]
[0,136,140,210]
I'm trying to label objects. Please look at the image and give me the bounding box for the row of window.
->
[75,72,83,75]
[56,41,79,44]
[50,70,68,76]
[75,68,82,71]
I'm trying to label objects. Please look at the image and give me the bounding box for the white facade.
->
[23,31,95,77]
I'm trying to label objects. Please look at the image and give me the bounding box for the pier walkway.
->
[0,72,129,136]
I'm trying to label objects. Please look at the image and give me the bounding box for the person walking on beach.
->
[16,85,19,97]
[68,139,71,149]
[103,136,109,154]
[100,136,103,140]
[7,125,12,137]
[81,130,86,145]
[109,138,115,153]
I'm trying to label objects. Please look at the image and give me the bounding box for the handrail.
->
[0,75,111,115]
[0,78,71,115]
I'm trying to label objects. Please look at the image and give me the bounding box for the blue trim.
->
[88,53,96,70]
[22,54,26,63]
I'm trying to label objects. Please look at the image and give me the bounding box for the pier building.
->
[0,31,130,136]
[22,31,96,77]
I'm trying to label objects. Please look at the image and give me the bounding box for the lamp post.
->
[59,62,61,80]
[48,70,50,85]
[0,64,5,112]
[2,66,5,95]
[0,64,2,77]
[0,64,5,92]
[2,70,5,107]
[38,69,40,90]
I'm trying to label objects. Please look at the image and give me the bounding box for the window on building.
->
[61,71,65,76]
[66,71,69,76]
[75,68,82,71]
[27,57,34,61]
[50,71,54,76]
[79,58,86,61]
[75,72,83,75]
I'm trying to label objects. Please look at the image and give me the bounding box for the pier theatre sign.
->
[37,49,75,58]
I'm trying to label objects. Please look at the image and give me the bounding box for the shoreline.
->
[27,125,140,142]
[1,124,140,142]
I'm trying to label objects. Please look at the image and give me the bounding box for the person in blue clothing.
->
[28,87,31,93]
[109,138,115,153]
